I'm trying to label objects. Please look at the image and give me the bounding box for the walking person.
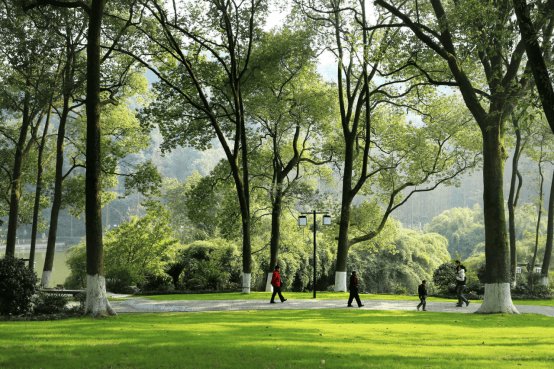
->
[417,280,427,311]
[270,266,287,303]
[455,260,469,307]
[347,271,364,307]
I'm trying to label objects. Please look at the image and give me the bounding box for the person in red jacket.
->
[347,271,364,307]
[270,265,287,303]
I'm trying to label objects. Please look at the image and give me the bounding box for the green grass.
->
[138,291,461,303]
[509,299,554,306]
[136,292,554,306]
[1,310,553,368]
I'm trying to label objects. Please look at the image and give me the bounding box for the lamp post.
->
[298,211,331,298]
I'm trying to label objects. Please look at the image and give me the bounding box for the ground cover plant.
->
[1,310,553,368]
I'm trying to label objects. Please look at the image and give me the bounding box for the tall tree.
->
[506,108,535,285]
[297,0,480,291]
[40,8,87,287]
[1,1,60,256]
[526,123,554,273]
[245,26,337,291]
[24,0,132,316]
[374,0,554,313]
[118,0,271,293]
[513,0,554,285]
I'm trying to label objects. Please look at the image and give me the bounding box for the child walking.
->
[417,280,427,311]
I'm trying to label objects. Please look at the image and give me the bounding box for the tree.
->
[507,106,536,285]
[244,26,338,291]
[119,0,272,293]
[103,202,179,288]
[1,1,60,256]
[526,122,554,273]
[24,0,133,316]
[513,0,554,285]
[296,0,480,291]
[374,0,553,313]
[425,204,485,259]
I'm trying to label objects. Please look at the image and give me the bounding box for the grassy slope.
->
[1,310,553,368]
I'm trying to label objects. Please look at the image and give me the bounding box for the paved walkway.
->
[108,296,554,317]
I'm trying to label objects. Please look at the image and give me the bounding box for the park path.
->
[108,296,554,317]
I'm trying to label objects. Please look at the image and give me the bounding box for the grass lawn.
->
[135,292,554,306]
[1,310,553,368]
[137,292,459,302]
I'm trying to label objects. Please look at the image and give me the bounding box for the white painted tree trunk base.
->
[41,270,52,288]
[265,274,273,292]
[85,274,117,318]
[541,276,548,286]
[242,272,251,294]
[475,283,519,314]
[334,271,347,292]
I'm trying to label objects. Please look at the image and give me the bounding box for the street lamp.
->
[298,211,331,298]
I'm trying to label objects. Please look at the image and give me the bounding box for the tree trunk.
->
[238,89,252,293]
[42,66,71,287]
[531,161,544,272]
[476,125,519,314]
[84,0,115,317]
[30,107,53,272]
[542,169,554,284]
[334,146,354,291]
[5,84,31,257]
[507,117,523,286]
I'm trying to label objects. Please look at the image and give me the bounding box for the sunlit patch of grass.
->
[139,291,467,302]
[137,292,553,306]
[511,299,554,306]
[1,310,553,368]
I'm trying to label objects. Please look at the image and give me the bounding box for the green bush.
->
[0,255,39,316]
[139,274,173,292]
[512,282,553,300]
[70,292,86,315]
[32,292,68,315]
[64,244,86,289]
[527,272,545,291]
[476,264,486,284]
[106,266,135,294]
[432,262,457,292]
[176,240,240,291]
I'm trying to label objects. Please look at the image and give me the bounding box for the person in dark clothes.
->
[417,280,427,311]
[455,261,469,307]
[270,266,287,303]
[347,270,364,307]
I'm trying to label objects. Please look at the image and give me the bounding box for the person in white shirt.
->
[455,260,469,307]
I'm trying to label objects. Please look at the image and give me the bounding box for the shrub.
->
[139,274,173,292]
[69,292,86,315]
[0,255,39,316]
[432,262,457,292]
[64,243,87,289]
[395,285,409,295]
[191,260,229,290]
[476,264,486,283]
[527,272,545,291]
[106,266,135,294]
[32,292,68,315]
[511,280,553,300]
